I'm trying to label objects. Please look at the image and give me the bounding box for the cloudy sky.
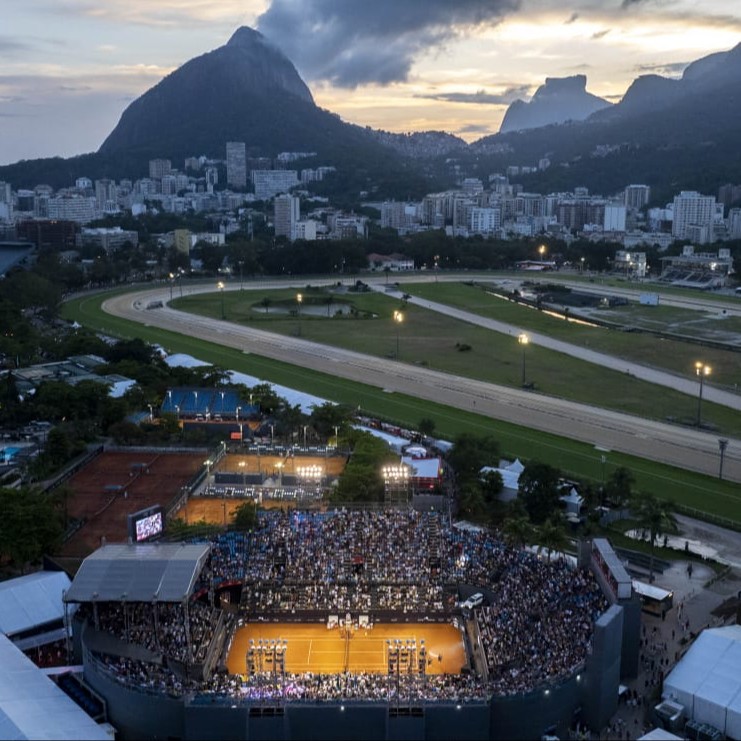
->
[2,0,740,165]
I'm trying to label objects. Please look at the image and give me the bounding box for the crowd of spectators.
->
[475,556,607,695]
[94,651,490,703]
[79,601,220,664]
[82,507,609,702]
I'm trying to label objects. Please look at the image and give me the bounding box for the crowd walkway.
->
[599,513,741,740]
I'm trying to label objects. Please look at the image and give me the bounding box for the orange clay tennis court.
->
[227,623,467,676]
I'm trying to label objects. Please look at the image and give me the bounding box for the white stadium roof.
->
[0,635,109,740]
[663,625,741,740]
[64,543,211,603]
[0,571,71,640]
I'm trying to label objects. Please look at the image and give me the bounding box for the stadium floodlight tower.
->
[382,463,410,503]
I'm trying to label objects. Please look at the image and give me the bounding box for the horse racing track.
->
[60,449,206,560]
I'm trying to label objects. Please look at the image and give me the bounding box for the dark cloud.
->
[0,37,30,55]
[621,0,645,8]
[565,12,579,24]
[591,29,611,39]
[457,123,494,133]
[415,85,531,105]
[634,61,689,76]
[257,0,521,88]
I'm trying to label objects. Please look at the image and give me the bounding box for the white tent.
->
[0,571,74,650]
[0,635,110,740]
[353,426,408,453]
[663,625,741,739]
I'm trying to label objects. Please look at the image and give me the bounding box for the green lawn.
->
[165,284,741,437]
[403,281,741,388]
[61,289,741,525]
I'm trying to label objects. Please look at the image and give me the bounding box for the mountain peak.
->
[227,26,269,48]
[499,75,610,133]
[537,75,588,96]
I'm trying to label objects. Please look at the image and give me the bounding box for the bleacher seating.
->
[161,388,257,419]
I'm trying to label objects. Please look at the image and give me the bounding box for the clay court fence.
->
[42,444,104,494]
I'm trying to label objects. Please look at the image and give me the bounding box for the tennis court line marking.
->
[307,639,312,665]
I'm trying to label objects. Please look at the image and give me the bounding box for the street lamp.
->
[333,425,339,449]
[218,281,225,319]
[695,362,711,427]
[718,438,729,480]
[296,293,303,336]
[169,272,174,301]
[269,424,274,447]
[580,257,585,274]
[393,310,404,359]
[302,425,308,449]
[147,404,154,421]
[538,244,546,261]
[517,333,529,386]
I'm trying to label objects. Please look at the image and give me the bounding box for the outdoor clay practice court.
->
[216,452,348,479]
[227,623,467,676]
[61,450,205,557]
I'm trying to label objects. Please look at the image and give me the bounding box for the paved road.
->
[102,285,741,483]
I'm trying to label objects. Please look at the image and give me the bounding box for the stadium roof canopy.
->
[663,625,741,740]
[0,571,71,641]
[64,543,211,604]
[0,634,110,740]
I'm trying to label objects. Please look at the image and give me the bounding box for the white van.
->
[461,593,484,610]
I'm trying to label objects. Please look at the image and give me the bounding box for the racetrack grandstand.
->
[66,508,632,740]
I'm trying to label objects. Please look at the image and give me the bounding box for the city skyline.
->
[2,0,741,165]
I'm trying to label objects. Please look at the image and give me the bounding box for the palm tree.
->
[502,515,534,551]
[259,297,272,314]
[631,491,678,582]
[536,517,570,562]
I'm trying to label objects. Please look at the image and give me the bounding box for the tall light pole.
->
[718,438,729,480]
[169,272,174,301]
[218,281,226,319]
[302,425,307,449]
[695,362,711,427]
[518,333,529,386]
[296,293,303,336]
[393,310,404,359]
[538,244,546,262]
[239,260,244,291]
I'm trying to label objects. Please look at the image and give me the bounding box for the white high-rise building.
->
[252,170,298,200]
[728,208,741,239]
[274,193,300,239]
[624,185,651,210]
[226,142,247,189]
[94,179,118,214]
[149,159,172,180]
[603,203,627,232]
[672,191,716,241]
[469,207,501,235]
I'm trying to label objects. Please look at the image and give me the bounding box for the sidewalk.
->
[598,514,741,740]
